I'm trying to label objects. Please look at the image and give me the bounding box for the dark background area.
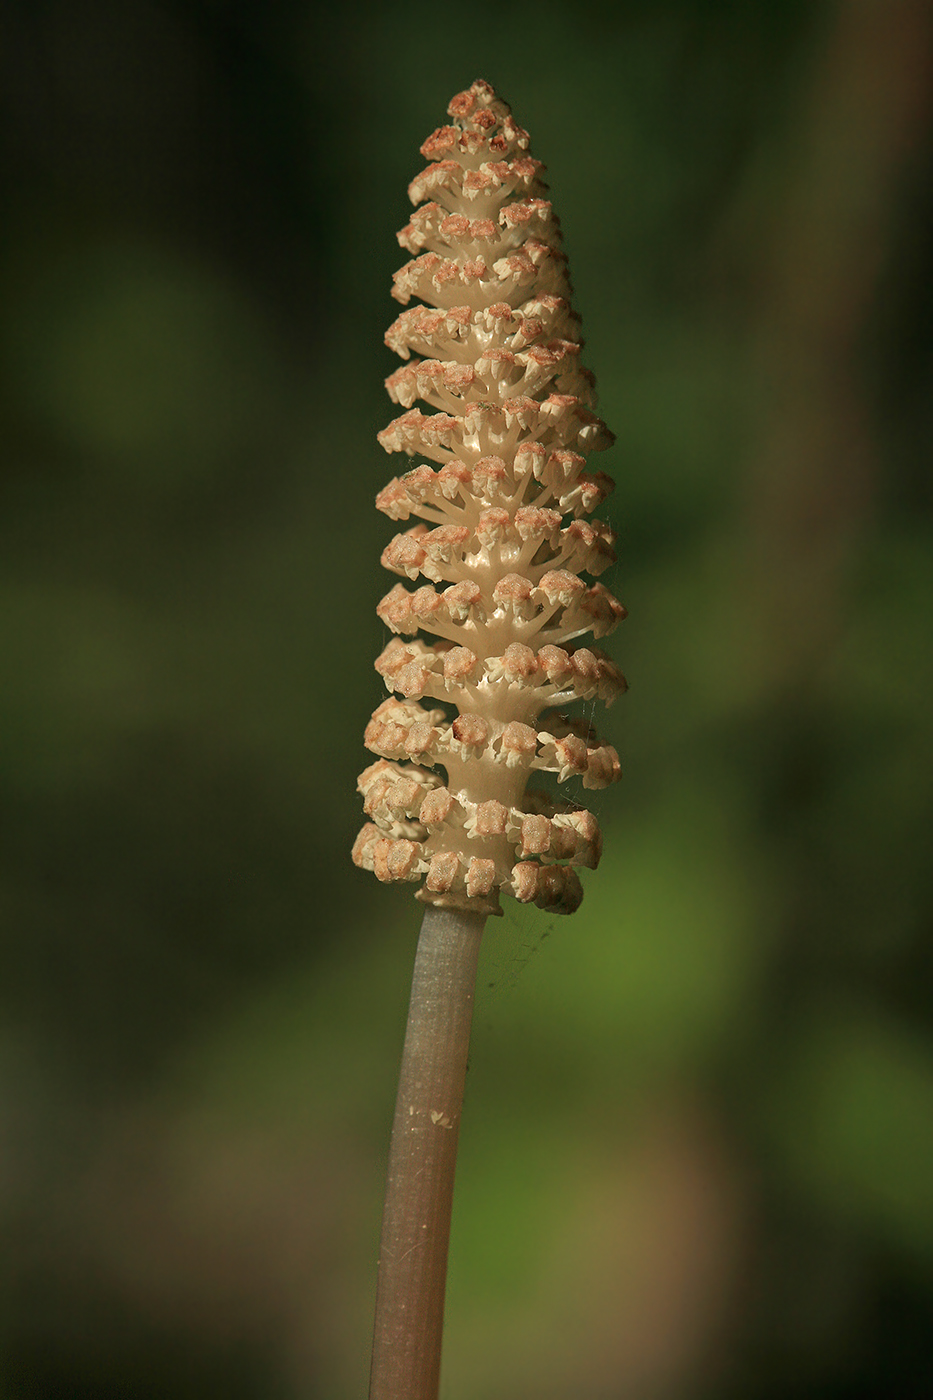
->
[2,1,932,1396]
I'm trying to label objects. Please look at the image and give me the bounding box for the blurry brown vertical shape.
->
[745,0,933,683]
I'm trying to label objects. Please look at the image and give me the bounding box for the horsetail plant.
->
[353,79,625,1400]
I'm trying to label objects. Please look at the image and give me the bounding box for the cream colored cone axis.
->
[353,79,625,917]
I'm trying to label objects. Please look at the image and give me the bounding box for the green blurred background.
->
[2,1,932,1396]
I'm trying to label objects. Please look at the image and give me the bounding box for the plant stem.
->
[369,902,487,1400]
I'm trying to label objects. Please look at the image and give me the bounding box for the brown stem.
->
[369,902,487,1400]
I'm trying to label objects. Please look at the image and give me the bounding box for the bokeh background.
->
[2,1,932,1396]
